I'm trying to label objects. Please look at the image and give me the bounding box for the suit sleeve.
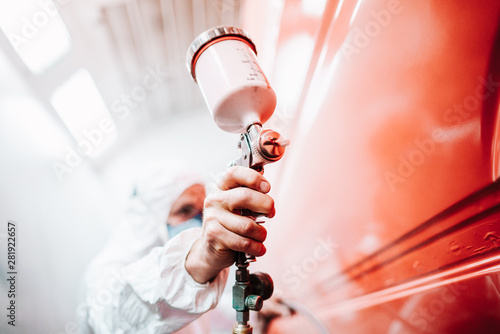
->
[83,227,229,334]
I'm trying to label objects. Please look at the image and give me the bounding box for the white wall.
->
[0,45,237,334]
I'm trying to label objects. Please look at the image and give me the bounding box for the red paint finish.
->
[253,0,500,332]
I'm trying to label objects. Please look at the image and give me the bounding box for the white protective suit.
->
[81,161,229,333]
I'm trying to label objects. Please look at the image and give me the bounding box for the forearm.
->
[84,228,228,333]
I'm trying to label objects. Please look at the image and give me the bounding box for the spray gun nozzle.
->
[257,130,289,161]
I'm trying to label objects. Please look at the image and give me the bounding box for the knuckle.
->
[204,192,222,209]
[226,166,239,177]
[203,207,218,221]
[204,197,215,209]
[241,219,255,235]
[248,171,262,188]
[203,219,219,240]
[220,166,237,186]
[210,240,226,254]
[231,187,250,206]
[240,239,253,252]
[237,187,251,201]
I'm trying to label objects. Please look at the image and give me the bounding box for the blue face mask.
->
[167,214,202,238]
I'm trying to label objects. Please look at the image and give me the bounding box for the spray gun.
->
[187,26,289,333]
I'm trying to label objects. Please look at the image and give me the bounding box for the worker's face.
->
[167,184,205,226]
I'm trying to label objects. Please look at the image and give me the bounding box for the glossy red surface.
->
[251,0,500,332]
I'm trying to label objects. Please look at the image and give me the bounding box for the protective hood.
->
[131,159,206,242]
[97,159,206,265]
[134,160,205,226]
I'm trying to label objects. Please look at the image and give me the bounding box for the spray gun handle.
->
[232,123,288,265]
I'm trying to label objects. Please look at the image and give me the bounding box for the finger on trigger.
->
[229,235,266,257]
[224,188,275,218]
[218,211,268,243]
[219,166,271,193]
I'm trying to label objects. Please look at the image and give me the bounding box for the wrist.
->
[185,238,223,284]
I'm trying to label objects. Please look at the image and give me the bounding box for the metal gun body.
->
[231,123,288,334]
